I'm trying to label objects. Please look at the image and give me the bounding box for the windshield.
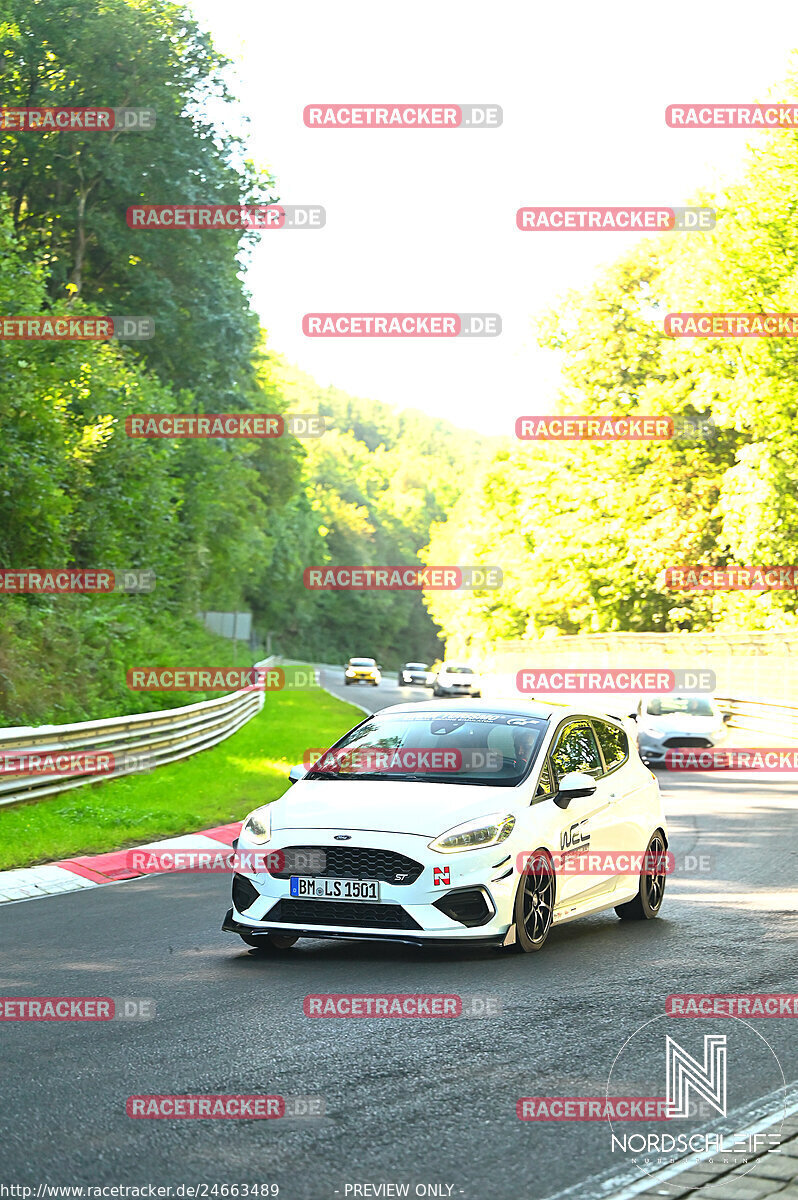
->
[405,663,428,670]
[644,695,716,718]
[305,711,548,786]
[349,658,376,666]
[443,665,476,674]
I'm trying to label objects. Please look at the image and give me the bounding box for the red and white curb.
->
[0,821,242,905]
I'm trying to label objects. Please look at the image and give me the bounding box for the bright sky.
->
[190,0,797,434]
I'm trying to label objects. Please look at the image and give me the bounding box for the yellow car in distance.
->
[344,657,382,686]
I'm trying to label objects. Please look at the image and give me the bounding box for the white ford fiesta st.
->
[222,701,668,954]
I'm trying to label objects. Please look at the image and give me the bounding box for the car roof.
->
[369,699,627,725]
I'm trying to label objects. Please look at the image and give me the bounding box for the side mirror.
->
[553,770,597,809]
[288,764,307,785]
[628,711,638,721]
[722,712,732,724]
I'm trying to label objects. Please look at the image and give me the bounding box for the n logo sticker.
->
[666,1034,727,1119]
[433,867,450,886]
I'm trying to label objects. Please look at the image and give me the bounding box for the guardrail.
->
[0,658,275,809]
[715,696,798,741]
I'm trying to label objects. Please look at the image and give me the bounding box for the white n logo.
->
[666,1035,727,1119]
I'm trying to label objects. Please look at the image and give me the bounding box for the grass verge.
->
[0,683,361,870]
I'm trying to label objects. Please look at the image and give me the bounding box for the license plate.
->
[290,876,380,901]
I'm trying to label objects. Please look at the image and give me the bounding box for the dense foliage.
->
[424,84,798,647]
[0,0,486,722]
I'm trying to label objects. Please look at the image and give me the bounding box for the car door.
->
[591,717,646,870]
[547,718,619,912]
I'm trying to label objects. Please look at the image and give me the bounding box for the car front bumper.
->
[636,730,727,763]
[223,829,518,945]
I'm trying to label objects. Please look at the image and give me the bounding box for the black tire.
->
[240,931,299,950]
[506,850,555,953]
[615,830,667,920]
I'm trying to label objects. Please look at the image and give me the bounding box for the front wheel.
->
[615,831,667,920]
[506,850,555,952]
[240,931,299,950]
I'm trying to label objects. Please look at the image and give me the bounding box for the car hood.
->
[641,713,721,735]
[268,779,518,837]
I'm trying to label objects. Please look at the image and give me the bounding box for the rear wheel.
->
[240,931,299,951]
[507,850,555,953]
[615,831,667,920]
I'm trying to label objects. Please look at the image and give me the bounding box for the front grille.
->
[266,899,421,930]
[663,737,712,749]
[232,873,260,912]
[433,888,493,927]
[269,846,423,885]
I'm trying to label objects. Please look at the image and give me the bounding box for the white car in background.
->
[431,662,482,698]
[634,694,731,766]
[223,700,668,955]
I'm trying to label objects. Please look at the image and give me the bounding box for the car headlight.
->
[242,806,271,845]
[429,813,516,854]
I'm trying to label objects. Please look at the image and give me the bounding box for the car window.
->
[305,711,548,787]
[645,695,714,717]
[534,758,554,798]
[592,720,628,770]
[550,721,602,782]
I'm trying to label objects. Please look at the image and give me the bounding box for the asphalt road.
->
[1,669,797,1200]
